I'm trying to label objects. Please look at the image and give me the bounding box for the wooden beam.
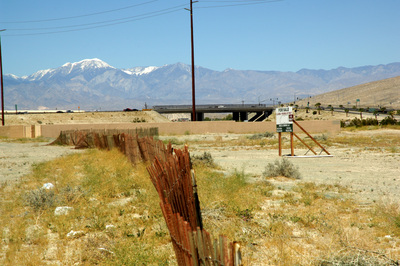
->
[293,132,317,155]
[290,132,294,156]
[278,132,282,156]
[293,120,330,155]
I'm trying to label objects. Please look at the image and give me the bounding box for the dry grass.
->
[1,132,400,265]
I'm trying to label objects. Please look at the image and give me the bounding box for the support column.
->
[196,112,204,121]
[239,112,248,121]
[232,112,240,121]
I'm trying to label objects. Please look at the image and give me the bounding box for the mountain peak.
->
[122,66,159,76]
[62,58,114,71]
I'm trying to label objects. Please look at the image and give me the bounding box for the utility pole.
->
[186,1,198,121]
[0,29,6,126]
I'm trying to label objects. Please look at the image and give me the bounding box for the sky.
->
[0,0,399,77]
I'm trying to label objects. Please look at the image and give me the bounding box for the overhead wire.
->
[5,4,188,32]
[1,0,283,36]
[197,0,283,9]
[0,0,159,24]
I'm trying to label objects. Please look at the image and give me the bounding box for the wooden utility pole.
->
[189,1,197,121]
[0,29,6,126]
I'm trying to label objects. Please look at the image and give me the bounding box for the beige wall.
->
[1,120,340,139]
[0,125,33,138]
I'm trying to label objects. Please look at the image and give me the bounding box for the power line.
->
[197,0,283,9]
[2,0,283,37]
[0,0,159,24]
[6,4,187,32]
[3,8,185,36]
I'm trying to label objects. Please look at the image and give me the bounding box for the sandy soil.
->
[1,110,399,206]
[3,110,170,125]
[0,141,82,183]
[3,108,392,126]
[171,130,400,205]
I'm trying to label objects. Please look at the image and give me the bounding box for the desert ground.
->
[2,105,392,126]
[1,109,399,205]
[179,130,400,205]
[1,109,400,265]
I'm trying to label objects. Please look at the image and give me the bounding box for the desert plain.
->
[0,109,399,265]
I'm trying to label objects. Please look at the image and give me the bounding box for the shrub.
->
[362,118,379,126]
[25,188,56,211]
[235,208,254,222]
[314,134,328,141]
[263,158,301,179]
[343,118,379,127]
[380,116,398,126]
[191,152,216,167]
[247,131,275,140]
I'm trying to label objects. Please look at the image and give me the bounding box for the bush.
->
[263,158,301,179]
[25,188,56,211]
[362,118,379,126]
[380,116,398,126]
[247,131,275,140]
[314,134,328,141]
[191,152,216,167]
[342,118,379,128]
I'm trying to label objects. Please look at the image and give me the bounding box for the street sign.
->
[276,107,293,133]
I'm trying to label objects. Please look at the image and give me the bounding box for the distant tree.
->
[345,108,349,117]
[330,106,334,116]
[359,108,365,119]
[389,111,395,119]
[373,110,379,120]
[315,103,322,115]
[223,114,233,120]
[339,104,344,109]
[380,107,387,113]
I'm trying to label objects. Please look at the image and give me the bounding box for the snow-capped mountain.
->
[122,66,159,76]
[4,59,400,110]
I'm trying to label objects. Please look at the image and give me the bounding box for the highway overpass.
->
[153,104,274,121]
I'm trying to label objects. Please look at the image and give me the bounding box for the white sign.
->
[276,107,293,132]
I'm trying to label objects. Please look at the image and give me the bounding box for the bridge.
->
[152,104,274,121]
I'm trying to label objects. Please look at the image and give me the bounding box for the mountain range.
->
[4,59,400,110]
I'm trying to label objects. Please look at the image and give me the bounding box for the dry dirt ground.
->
[1,110,399,205]
[3,110,170,125]
[2,107,390,125]
[179,130,400,205]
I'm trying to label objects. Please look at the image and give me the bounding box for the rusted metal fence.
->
[51,130,242,265]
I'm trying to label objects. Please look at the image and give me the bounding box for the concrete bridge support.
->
[240,112,248,121]
[232,111,249,121]
[249,111,269,122]
[196,112,204,121]
[233,112,239,121]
